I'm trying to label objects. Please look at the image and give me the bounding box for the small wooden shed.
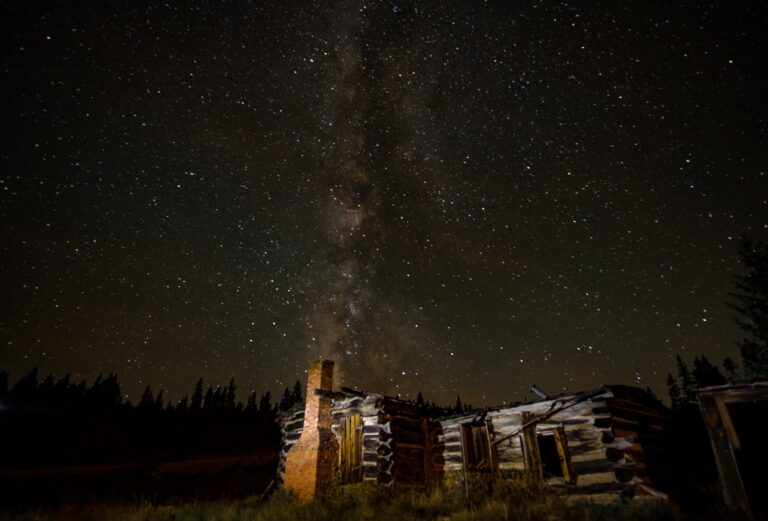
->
[698,382,768,520]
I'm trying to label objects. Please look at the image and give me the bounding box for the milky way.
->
[1,1,766,405]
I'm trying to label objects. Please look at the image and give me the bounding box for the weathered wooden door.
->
[461,421,496,473]
[460,419,497,499]
[340,412,363,483]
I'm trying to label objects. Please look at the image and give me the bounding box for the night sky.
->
[2,1,766,406]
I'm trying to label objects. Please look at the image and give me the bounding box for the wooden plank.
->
[575,471,617,486]
[554,425,574,484]
[521,411,541,474]
[498,460,526,471]
[570,449,607,463]
[572,459,615,475]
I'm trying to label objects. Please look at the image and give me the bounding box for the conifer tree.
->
[190,378,204,410]
[291,380,303,404]
[154,388,164,409]
[723,357,740,383]
[245,390,257,413]
[666,374,682,409]
[212,386,223,409]
[730,238,768,380]
[454,396,463,414]
[11,367,38,404]
[225,378,237,409]
[259,391,272,413]
[139,385,155,408]
[279,387,293,411]
[692,356,727,388]
[203,386,214,409]
[676,355,696,404]
[0,371,8,397]
[416,391,425,407]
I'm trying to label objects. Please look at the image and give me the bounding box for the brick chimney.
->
[284,360,338,501]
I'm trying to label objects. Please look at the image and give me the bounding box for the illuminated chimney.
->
[283,360,338,501]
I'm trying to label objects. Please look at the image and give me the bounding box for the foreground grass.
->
[0,479,688,521]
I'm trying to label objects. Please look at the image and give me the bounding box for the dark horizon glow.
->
[1,1,766,407]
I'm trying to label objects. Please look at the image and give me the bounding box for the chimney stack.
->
[283,360,338,501]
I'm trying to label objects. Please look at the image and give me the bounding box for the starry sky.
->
[1,1,766,406]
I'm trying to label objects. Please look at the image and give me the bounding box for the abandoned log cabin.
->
[280,360,671,502]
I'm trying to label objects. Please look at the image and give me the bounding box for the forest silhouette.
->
[0,369,297,469]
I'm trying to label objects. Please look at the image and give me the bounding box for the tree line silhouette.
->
[0,369,304,469]
[658,238,768,514]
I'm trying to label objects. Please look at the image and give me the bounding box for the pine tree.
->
[676,355,696,404]
[212,386,223,409]
[245,390,257,413]
[291,380,303,404]
[203,386,214,409]
[416,391,425,407]
[190,378,204,410]
[454,396,463,414]
[729,238,768,380]
[10,367,39,404]
[154,388,164,409]
[692,356,727,388]
[225,378,237,409]
[103,373,122,409]
[666,374,682,409]
[259,391,272,413]
[279,387,293,411]
[723,357,740,383]
[139,385,155,408]
[0,371,8,397]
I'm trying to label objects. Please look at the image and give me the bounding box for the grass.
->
[0,478,696,521]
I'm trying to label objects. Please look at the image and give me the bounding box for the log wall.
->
[437,388,669,501]
[279,392,395,486]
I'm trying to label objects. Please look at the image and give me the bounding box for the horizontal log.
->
[593,417,612,428]
[363,452,379,463]
[538,417,592,427]
[574,471,617,486]
[566,429,600,442]
[498,460,526,471]
[394,442,425,451]
[445,453,464,464]
[390,429,426,446]
[572,459,615,475]
[437,433,461,444]
[386,415,425,431]
[564,481,627,495]
[570,450,607,463]
[568,441,603,456]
